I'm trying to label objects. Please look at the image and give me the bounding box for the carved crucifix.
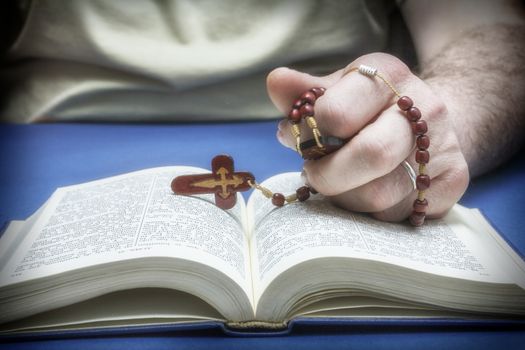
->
[171,155,254,209]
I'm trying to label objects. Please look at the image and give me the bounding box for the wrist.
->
[419,23,525,177]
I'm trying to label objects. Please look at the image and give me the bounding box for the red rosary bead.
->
[300,103,314,117]
[415,150,430,164]
[409,211,426,226]
[288,108,301,123]
[416,175,431,191]
[272,193,285,207]
[413,199,428,212]
[294,100,304,110]
[416,135,430,150]
[296,186,310,202]
[301,91,317,105]
[311,87,325,98]
[411,120,428,135]
[397,96,413,111]
[407,107,421,121]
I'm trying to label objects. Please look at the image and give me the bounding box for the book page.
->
[247,172,525,303]
[0,167,251,295]
[0,221,26,269]
[0,199,50,269]
[0,288,224,333]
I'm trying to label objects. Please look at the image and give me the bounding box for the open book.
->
[1,166,524,334]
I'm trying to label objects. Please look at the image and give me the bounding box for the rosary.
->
[171,65,431,226]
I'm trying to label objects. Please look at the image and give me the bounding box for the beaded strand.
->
[397,96,431,226]
[248,180,317,206]
[287,87,326,156]
[352,65,431,226]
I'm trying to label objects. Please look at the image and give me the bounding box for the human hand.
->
[267,53,469,222]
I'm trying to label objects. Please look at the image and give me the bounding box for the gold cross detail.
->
[171,155,254,209]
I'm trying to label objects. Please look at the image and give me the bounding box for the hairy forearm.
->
[419,23,525,177]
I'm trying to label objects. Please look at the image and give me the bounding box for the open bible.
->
[1,166,524,334]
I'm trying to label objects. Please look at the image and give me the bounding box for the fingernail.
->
[276,129,284,143]
[276,129,296,150]
[277,120,286,131]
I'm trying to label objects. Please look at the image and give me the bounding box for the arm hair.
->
[420,23,525,176]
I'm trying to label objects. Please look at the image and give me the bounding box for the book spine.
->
[224,320,288,332]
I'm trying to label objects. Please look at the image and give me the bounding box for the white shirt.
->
[2,0,394,122]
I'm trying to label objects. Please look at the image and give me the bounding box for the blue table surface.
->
[0,121,524,349]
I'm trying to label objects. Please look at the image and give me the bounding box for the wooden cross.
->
[300,136,346,160]
[171,155,254,209]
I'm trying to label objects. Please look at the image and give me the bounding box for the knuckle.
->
[355,135,395,173]
[384,57,412,83]
[364,180,395,212]
[357,53,412,84]
[305,167,340,196]
[425,98,448,122]
[427,157,469,217]
[445,158,470,197]
[316,93,352,137]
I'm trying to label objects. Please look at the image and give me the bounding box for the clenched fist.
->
[267,53,469,222]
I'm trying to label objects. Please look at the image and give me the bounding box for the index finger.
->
[313,54,413,139]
